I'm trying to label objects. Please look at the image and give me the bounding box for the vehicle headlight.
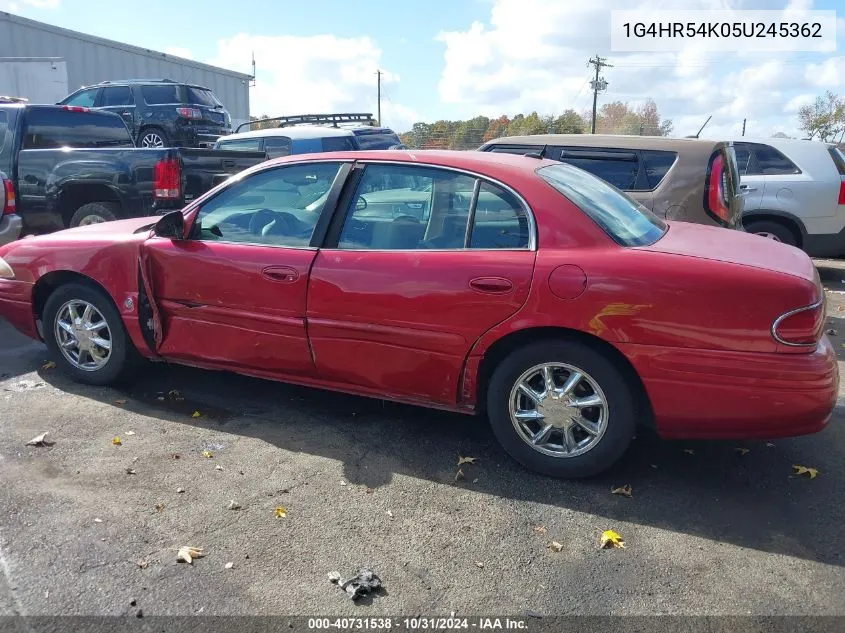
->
[0,256,14,279]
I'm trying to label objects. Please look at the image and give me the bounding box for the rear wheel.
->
[69,201,121,228]
[745,220,798,247]
[139,127,168,148]
[486,340,637,478]
[42,282,140,385]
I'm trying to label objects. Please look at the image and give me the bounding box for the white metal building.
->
[0,11,251,128]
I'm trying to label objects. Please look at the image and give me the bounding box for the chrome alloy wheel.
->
[141,132,164,148]
[77,214,107,226]
[756,231,782,242]
[54,300,113,371]
[508,362,608,458]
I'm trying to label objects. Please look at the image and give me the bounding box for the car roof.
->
[222,126,356,141]
[80,79,212,90]
[721,136,835,149]
[486,134,721,151]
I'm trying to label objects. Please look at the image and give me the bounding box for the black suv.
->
[59,79,231,148]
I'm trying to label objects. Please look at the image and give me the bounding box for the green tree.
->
[483,115,511,142]
[798,91,845,142]
[552,110,586,133]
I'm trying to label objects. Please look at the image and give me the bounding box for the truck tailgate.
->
[178,148,267,201]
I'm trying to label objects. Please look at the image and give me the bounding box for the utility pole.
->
[741,118,746,137]
[588,55,612,134]
[376,69,382,126]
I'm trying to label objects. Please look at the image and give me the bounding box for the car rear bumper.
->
[0,213,22,246]
[0,279,38,339]
[620,336,838,439]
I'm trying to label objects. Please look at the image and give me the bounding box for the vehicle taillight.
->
[62,105,90,112]
[2,177,15,216]
[772,300,825,347]
[838,180,845,205]
[704,152,731,225]
[153,157,181,199]
[176,107,201,119]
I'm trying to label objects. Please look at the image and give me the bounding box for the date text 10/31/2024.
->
[307,617,530,630]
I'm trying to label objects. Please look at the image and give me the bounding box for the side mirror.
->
[153,210,185,239]
[355,196,368,211]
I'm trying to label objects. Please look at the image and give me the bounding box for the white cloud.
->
[164,46,194,61]
[0,0,60,8]
[436,0,843,137]
[206,33,415,131]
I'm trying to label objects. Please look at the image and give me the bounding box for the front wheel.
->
[69,202,121,228]
[486,340,637,478]
[745,220,798,247]
[42,282,140,386]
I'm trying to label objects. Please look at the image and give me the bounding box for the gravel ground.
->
[0,262,844,618]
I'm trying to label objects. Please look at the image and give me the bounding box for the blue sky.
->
[1,0,842,136]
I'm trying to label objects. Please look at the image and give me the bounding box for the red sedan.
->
[0,151,837,477]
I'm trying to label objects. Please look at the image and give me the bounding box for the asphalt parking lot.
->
[1,263,845,618]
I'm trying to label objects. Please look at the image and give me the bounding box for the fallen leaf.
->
[112,437,122,446]
[25,432,49,446]
[155,503,165,513]
[191,411,201,418]
[548,541,563,553]
[125,468,136,475]
[202,450,213,459]
[457,455,477,466]
[455,468,465,481]
[683,449,695,455]
[115,399,127,406]
[41,361,56,370]
[472,478,479,484]
[274,506,287,518]
[137,559,149,569]
[735,448,750,456]
[176,546,203,564]
[475,561,485,568]
[171,453,181,460]
[340,480,347,486]
[534,526,547,535]
[792,464,819,479]
[365,488,374,494]
[611,484,633,498]
[600,530,625,549]
[224,562,234,570]
[766,443,775,448]
[93,518,103,523]
[176,487,185,494]
[650,464,658,469]
[386,510,394,518]
[215,465,223,471]
[168,389,182,399]
[125,430,135,436]
[227,500,241,510]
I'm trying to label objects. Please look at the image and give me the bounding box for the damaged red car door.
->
[142,162,348,376]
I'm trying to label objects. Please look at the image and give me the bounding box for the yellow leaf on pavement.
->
[112,437,122,446]
[176,546,203,564]
[202,450,213,459]
[600,530,625,549]
[457,456,477,466]
[41,361,56,370]
[792,464,819,479]
[534,525,547,535]
[611,484,632,498]
[274,506,287,518]
[548,541,563,553]
[191,411,201,418]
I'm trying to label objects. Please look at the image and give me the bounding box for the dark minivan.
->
[59,79,231,149]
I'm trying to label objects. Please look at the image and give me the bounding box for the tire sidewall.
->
[43,283,131,386]
[746,221,796,246]
[486,340,636,478]
[139,127,168,148]
[69,202,119,228]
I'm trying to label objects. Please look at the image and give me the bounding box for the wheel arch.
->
[743,210,807,247]
[472,326,654,429]
[32,270,118,324]
[58,184,123,228]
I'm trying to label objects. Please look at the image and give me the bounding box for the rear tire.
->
[138,127,169,148]
[486,340,637,478]
[745,220,798,247]
[42,282,140,386]
[69,202,121,228]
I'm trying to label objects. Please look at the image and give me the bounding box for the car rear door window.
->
[556,148,641,191]
[195,162,344,247]
[100,86,134,107]
[141,85,179,105]
[338,164,475,250]
[640,150,677,189]
[752,143,801,175]
[22,108,134,149]
[470,182,530,249]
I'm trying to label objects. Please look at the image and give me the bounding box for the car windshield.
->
[352,129,402,150]
[185,87,222,107]
[537,163,666,247]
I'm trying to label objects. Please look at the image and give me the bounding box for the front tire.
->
[486,340,636,478]
[42,282,140,386]
[745,220,798,247]
[69,202,121,228]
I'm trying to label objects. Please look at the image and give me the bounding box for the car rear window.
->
[537,162,666,247]
[141,85,179,105]
[734,142,801,176]
[185,87,222,107]
[641,150,677,189]
[828,147,845,175]
[322,136,357,152]
[22,108,134,149]
[352,129,402,150]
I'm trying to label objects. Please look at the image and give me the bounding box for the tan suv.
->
[478,134,743,229]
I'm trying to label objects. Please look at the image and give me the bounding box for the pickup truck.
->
[0,103,266,242]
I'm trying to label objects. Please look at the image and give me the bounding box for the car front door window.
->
[65,88,98,107]
[194,162,344,247]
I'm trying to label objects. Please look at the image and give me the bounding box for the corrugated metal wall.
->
[0,12,251,127]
